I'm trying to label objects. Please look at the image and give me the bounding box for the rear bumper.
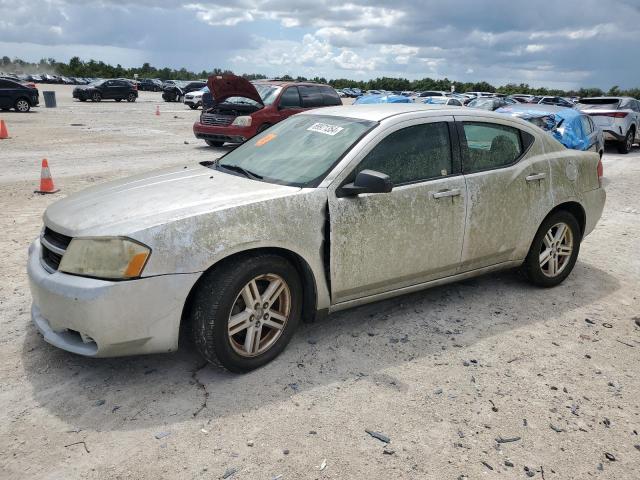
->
[583,187,606,237]
[27,239,200,357]
[603,129,625,142]
[193,122,255,144]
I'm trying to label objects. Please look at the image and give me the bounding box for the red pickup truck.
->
[193,75,342,147]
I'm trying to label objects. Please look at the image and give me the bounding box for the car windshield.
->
[212,114,377,187]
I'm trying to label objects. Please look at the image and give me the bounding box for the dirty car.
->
[28,104,606,372]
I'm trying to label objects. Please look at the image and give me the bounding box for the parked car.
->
[28,104,605,372]
[184,86,209,109]
[577,97,640,154]
[163,81,206,102]
[467,97,518,111]
[496,104,604,156]
[193,75,342,147]
[354,94,412,104]
[529,96,575,108]
[422,96,463,106]
[139,78,163,92]
[511,94,535,102]
[72,79,138,102]
[0,77,39,112]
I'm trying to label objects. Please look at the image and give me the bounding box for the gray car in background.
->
[577,97,640,153]
[27,104,606,372]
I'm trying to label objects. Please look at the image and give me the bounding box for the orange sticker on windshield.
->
[256,133,277,146]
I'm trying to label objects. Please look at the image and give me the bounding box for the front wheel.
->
[189,104,198,109]
[91,92,101,102]
[127,93,136,102]
[522,211,581,287]
[617,129,635,154]
[190,254,302,372]
[205,139,224,147]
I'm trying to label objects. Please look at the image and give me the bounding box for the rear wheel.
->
[617,128,634,154]
[205,139,224,147]
[127,93,136,102]
[14,98,30,112]
[522,211,581,287]
[115,98,122,102]
[190,254,302,372]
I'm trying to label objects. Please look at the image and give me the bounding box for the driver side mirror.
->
[337,169,393,197]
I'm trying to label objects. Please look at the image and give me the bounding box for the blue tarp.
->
[353,94,412,104]
[495,104,589,150]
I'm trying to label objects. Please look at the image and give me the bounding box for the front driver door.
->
[328,117,467,305]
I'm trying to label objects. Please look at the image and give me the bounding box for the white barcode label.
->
[307,122,344,136]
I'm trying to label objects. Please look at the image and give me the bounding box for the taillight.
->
[589,111,628,118]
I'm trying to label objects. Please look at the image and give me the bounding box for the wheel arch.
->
[179,246,320,345]
[544,201,586,238]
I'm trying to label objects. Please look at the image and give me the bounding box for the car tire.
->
[190,254,302,372]
[14,98,30,112]
[127,93,136,102]
[189,104,198,109]
[79,97,87,102]
[522,211,581,288]
[205,140,224,147]
[92,92,101,102]
[115,98,122,102]
[1,107,10,111]
[617,128,634,154]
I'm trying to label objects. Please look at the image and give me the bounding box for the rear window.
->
[578,98,621,109]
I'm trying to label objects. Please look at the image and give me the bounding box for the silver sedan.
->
[28,104,606,372]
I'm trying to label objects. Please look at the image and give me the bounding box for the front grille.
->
[40,227,72,273]
[200,112,235,126]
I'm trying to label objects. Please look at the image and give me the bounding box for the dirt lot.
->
[1,85,639,479]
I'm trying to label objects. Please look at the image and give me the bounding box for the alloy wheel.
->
[539,222,574,277]
[16,100,29,112]
[227,274,291,357]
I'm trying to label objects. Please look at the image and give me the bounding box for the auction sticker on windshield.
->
[307,123,344,136]
[256,133,277,146]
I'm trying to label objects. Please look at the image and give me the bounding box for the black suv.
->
[139,78,163,91]
[162,81,206,102]
[0,78,39,112]
[73,79,138,102]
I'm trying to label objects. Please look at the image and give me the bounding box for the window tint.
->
[299,85,324,108]
[461,122,523,173]
[0,80,12,88]
[449,99,462,106]
[355,122,453,185]
[631,100,640,113]
[279,86,301,108]
[320,86,342,106]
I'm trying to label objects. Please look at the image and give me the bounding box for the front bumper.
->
[27,239,200,357]
[193,122,255,144]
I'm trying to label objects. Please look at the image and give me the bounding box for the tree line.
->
[2,56,639,98]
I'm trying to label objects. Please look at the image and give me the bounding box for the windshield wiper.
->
[219,163,263,180]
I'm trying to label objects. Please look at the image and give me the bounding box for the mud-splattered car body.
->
[27,104,606,360]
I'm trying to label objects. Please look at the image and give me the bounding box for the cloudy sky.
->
[1,0,640,89]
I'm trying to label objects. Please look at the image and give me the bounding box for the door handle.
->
[432,188,461,199]
[525,173,546,182]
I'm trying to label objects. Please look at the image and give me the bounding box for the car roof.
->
[298,104,513,122]
[581,96,633,101]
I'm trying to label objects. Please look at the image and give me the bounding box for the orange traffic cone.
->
[0,120,8,139]
[155,106,160,116]
[35,159,59,194]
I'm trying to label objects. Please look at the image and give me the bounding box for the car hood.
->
[44,164,301,237]
[207,74,263,105]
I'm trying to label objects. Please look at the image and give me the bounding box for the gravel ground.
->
[1,85,639,479]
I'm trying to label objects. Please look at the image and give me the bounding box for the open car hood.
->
[207,74,263,105]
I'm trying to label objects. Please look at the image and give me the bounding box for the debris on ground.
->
[365,430,390,443]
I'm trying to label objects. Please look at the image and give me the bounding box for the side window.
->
[631,100,640,113]
[355,122,453,185]
[279,87,301,108]
[299,86,324,108]
[0,80,11,88]
[461,122,523,173]
[450,99,462,106]
[320,86,342,106]
[580,116,592,134]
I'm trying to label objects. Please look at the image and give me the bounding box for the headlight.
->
[231,116,252,127]
[59,237,151,280]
